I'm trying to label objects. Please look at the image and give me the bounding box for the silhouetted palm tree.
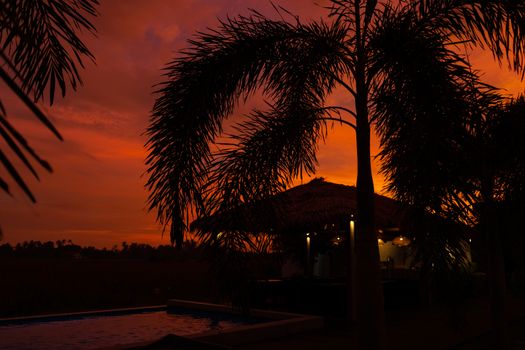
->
[467,98,525,349]
[380,95,525,348]
[146,1,525,348]
[0,0,98,202]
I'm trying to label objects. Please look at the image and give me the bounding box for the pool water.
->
[0,308,257,350]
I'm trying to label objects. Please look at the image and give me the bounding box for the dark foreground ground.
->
[238,297,525,350]
[137,297,525,350]
[2,257,525,349]
[0,257,213,317]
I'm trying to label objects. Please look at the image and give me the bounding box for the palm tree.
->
[466,98,525,349]
[379,94,525,348]
[146,1,525,348]
[0,0,98,203]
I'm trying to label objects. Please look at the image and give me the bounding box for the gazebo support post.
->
[347,217,357,329]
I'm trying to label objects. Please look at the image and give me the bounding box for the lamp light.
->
[392,235,411,247]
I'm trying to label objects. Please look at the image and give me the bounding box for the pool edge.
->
[99,299,324,349]
[169,299,324,347]
[0,305,167,325]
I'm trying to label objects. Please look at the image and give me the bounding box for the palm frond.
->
[0,66,62,140]
[485,96,525,200]
[0,148,35,202]
[406,208,470,271]
[204,104,327,214]
[0,115,52,172]
[368,8,507,278]
[0,102,53,203]
[145,13,349,245]
[370,8,502,210]
[410,0,525,75]
[1,0,99,104]
[0,0,98,202]
[0,176,8,196]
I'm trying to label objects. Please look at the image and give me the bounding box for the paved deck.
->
[232,297,525,350]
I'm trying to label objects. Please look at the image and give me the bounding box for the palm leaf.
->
[409,0,525,75]
[0,0,98,202]
[1,0,98,104]
[370,7,502,209]
[0,149,35,202]
[205,104,327,211]
[0,121,40,180]
[0,66,62,140]
[0,176,10,195]
[145,13,349,245]
[0,116,52,172]
[368,7,506,281]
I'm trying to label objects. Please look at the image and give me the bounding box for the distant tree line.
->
[0,240,202,260]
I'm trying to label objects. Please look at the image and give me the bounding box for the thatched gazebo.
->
[191,178,405,240]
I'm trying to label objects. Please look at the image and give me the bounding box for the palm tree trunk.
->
[480,201,509,349]
[354,70,386,350]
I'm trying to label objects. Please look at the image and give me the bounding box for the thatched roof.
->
[191,178,405,235]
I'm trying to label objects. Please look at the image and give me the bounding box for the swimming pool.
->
[0,306,260,350]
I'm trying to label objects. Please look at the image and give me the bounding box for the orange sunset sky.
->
[1,0,524,248]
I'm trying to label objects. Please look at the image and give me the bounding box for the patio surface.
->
[225,296,525,350]
[131,296,525,350]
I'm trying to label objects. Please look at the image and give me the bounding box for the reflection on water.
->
[0,310,247,350]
